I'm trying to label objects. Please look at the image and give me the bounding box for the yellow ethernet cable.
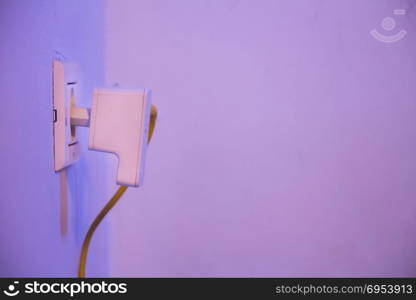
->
[78,105,158,278]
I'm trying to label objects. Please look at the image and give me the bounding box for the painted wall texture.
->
[1,0,416,278]
[106,0,416,276]
[0,0,110,276]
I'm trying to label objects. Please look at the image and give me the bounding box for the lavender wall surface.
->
[106,0,416,276]
[0,0,110,277]
[1,0,416,278]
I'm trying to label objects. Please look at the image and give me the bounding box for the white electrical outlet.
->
[52,60,154,187]
[53,60,81,171]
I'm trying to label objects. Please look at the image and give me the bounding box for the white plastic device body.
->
[89,89,151,186]
[53,61,152,187]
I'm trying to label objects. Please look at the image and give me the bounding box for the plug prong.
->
[71,106,91,127]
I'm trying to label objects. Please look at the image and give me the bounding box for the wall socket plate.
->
[53,60,80,171]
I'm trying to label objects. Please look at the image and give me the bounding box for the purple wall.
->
[1,0,416,278]
[0,0,110,277]
[107,0,416,276]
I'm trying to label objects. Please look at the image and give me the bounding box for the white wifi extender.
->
[53,61,152,187]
